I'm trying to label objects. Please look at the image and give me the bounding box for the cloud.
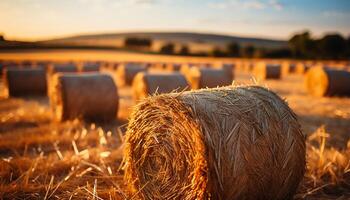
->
[269,0,283,11]
[208,0,283,11]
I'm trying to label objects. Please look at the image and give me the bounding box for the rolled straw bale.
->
[3,68,47,97]
[49,73,118,121]
[296,63,311,74]
[184,67,232,89]
[80,63,100,72]
[305,67,350,97]
[124,85,306,200]
[282,62,297,76]
[215,63,235,81]
[48,63,78,75]
[165,63,182,72]
[253,62,281,80]
[117,63,147,86]
[132,72,189,100]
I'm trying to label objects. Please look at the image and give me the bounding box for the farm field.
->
[0,50,349,199]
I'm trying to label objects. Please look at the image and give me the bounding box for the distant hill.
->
[41,31,287,50]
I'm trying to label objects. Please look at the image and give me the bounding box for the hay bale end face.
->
[185,67,232,89]
[253,63,281,80]
[124,85,306,200]
[49,73,118,122]
[305,67,350,97]
[4,68,47,97]
[117,63,147,86]
[132,72,190,100]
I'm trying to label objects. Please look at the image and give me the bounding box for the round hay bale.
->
[80,63,100,72]
[253,63,281,80]
[49,73,118,122]
[281,62,297,77]
[47,63,78,76]
[185,68,232,89]
[132,72,189,101]
[117,63,147,86]
[124,85,306,200]
[296,63,311,74]
[217,63,235,81]
[305,67,350,97]
[3,68,47,97]
[165,63,182,72]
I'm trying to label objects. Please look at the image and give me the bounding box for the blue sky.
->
[0,0,349,41]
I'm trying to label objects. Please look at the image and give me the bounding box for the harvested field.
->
[0,50,349,199]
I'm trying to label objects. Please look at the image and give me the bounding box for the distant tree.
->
[124,37,152,48]
[211,47,227,57]
[318,34,347,59]
[241,45,255,58]
[160,43,175,54]
[0,35,4,41]
[288,31,317,58]
[227,42,240,57]
[179,45,190,55]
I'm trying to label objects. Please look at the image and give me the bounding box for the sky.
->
[0,0,349,41]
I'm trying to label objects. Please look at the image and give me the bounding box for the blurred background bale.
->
[79,62,100,72]
[253,62,282,80]
[124,85,306,200]
[281,61,297,77]
[184,67,232,89]
[305,67,350,97]
[132,72,189,101]
[49,73,118,122]
[116,63,147,86]
[47,63,78,76]
[3,68,47,97]
[296,62,311,74]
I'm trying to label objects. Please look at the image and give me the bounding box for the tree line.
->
[123,32,350,59]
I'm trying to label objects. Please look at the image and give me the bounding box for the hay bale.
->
[47,63,78,75]
[253,62,281,80]
[281,62,297,76]
[3,68,47,97]
[124,85,306,200]
[80,63,100,72]
[132,72,189,100]
[296,63,311,74]
[185,68,232,89]
[217,63,235,81]
[305,67,350,97]
[165,63,182,72]
[49,73,118,121]
[117,63,147,86]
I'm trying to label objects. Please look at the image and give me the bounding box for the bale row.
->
[124,85,306,200]
[117,63,147,86]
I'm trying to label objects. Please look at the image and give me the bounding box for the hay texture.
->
[184,68,232,89]
[253,62,281,80]
[305,67,350,97]
[124,85,306,200]
[3,68,47,97]
[132,72,189,100]
[49,73,118,122]
[116,63,147,86]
